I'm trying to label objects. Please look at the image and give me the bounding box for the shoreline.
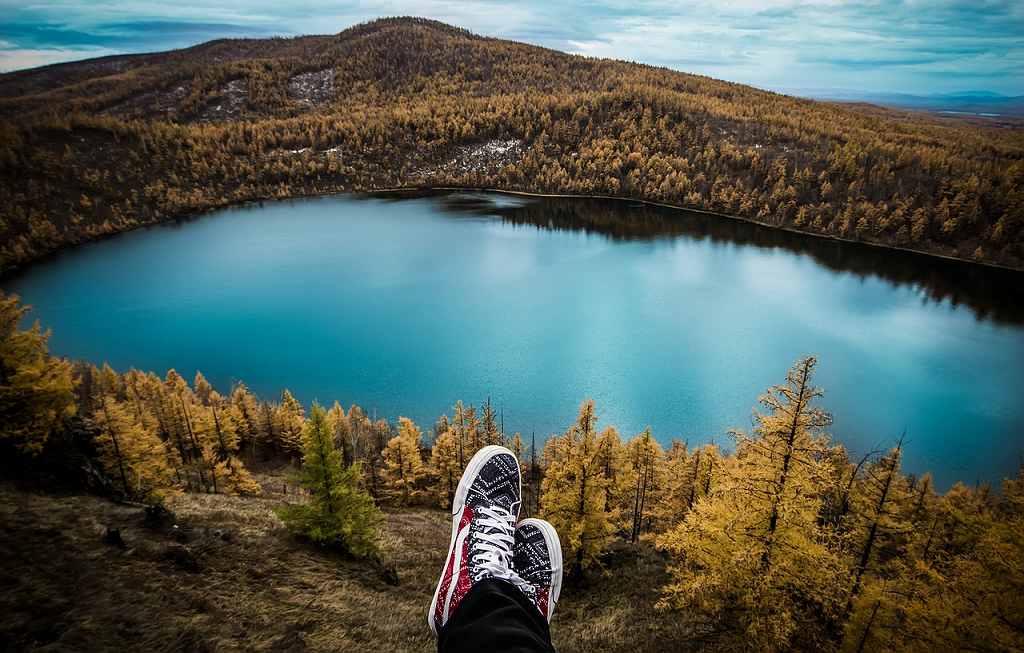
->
[3,184,1022,280]
[400,186,1024,273]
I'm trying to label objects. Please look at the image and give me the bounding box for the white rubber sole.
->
[517,517,563,621]
[427,445,522,636]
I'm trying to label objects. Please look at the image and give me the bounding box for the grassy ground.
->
[0,469,702,652]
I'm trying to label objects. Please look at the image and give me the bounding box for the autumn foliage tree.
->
[430,422,461,509]
[657,357,846,650]
[89,364,175,500]
[381,416,426,505]
[622,428,662,542]
[540,400,615,575]
[0,292,75,454]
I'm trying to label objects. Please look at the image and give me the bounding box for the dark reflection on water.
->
[372,190,1024,326]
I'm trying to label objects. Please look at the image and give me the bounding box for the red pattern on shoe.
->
[432,505,473,628]
[535,586,550,618]
[511,518,563,623]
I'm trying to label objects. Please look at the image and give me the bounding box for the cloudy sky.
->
[1,0,1021,96]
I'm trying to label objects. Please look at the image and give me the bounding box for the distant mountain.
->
[789,88,1024,116]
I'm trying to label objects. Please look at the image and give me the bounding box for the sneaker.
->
[513,518,563,622]
[428,445,524,635]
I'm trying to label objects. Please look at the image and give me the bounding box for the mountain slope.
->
[0,17,1022,272]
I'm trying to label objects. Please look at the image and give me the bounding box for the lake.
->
[4,191,1023,488]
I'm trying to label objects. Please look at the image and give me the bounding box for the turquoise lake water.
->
[4,191,1023,488]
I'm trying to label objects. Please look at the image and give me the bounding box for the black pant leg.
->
[438,578,555,653]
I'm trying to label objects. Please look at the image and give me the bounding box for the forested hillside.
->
[3,289,1022,652]
[1,17,1022,274]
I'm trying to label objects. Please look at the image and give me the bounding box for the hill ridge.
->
[0,17,1021,273]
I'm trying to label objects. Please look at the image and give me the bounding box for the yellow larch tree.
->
[229,382,262,460]
[0,292,76,454]
[430,424,461,509]
[540,399,615,576]
[90,366,176,500]
[481,398,501,446]
[164,369,215,492]
[843,442,914,616]
[381,416,426,505]
[650,439,691,532]
[509,432,523,461]
[325,400,353,466]
[657,357,847,651]
[622,427,663,542]
[198,388,261,496]
[276,389,305,457]
[595,425,625,524]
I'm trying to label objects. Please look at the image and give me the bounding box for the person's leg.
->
[427,446,562,653]
[438,578,555,653]
[428,446,528,634]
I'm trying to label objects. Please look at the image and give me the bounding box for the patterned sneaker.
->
[512,518,563,622]
[428,445,525,635]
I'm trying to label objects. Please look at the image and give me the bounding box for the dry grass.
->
[0,473,707,652]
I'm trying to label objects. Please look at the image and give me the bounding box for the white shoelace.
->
[469,504,536,597]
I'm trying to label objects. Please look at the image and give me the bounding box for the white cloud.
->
[0,47,122,72]
[0,0,1020,94]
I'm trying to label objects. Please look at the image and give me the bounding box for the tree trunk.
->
[101,396,131,496]
[847,448,899,615]
[762,358,810,569]
[854,600,881,653]
[177,392,209,492]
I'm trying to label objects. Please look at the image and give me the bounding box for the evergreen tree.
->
[277,403,379,556]
[0,292,76,454]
